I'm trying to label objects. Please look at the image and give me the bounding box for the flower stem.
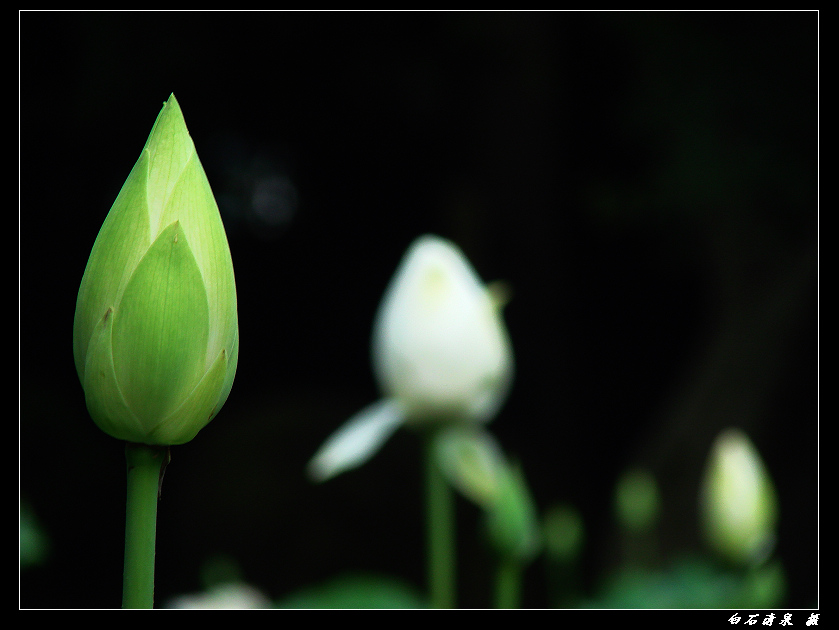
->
[122,443,168,609]
[494,556,521,608]
[424,433,456,608]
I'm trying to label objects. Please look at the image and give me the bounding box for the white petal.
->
[307,399,407,482]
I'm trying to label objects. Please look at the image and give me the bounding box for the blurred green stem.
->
[425,433,455,608]
[122,443,167,609]
[495,557,521,608]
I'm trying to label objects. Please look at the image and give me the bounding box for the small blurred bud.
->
[700,428,779,567]
[614,468,660,534]
[433,425,504,507]
[543,503,585,563]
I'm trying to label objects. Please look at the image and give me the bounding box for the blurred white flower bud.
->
[372,235,513,424]
[309,235,513,482]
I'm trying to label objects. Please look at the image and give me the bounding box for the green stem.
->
[494,556,521,609]
[122,443,167,609]
[424,434,455,608]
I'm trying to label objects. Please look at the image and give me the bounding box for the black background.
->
[20,11,817,609]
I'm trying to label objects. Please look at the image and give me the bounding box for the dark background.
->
[20,11,817,609]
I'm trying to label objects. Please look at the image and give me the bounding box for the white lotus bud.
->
[308,235,514,481]
[372,235,513,424]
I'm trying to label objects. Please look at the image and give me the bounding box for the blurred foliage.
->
[584,557,786,609]
[274,573,427,609]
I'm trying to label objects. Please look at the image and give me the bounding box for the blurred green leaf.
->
[582,557,785,609]
[274,573,427,609]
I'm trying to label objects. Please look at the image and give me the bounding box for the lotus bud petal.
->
[73,94,239,445]
[700,428,779,567]
[308,399,407,482]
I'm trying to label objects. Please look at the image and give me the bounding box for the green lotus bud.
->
[699,428,779,567]
[73,94,239,446]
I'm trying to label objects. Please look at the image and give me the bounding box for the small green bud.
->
[435,425,541,563]
[614,467,660,534]
[433,425,505,507]
[73,94,239,445]
[542,503,585,563]
[699,428,779,567]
